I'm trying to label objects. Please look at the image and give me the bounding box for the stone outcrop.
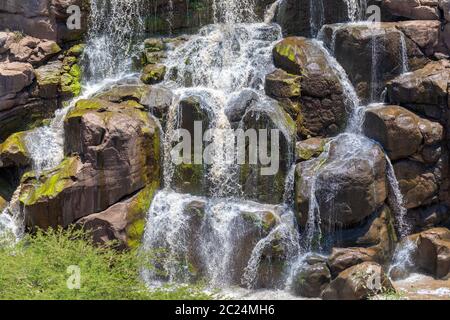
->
[270,37,348,138]
[321,22,430,102]
[322,262,395,300]
[19,99,161,229]
[77,183,159,249]
[295,136,388,229]
[292,254,331,298]
[0,0,88,43]
[399,228,450,279]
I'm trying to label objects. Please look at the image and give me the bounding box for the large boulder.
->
[383,0,440,21]
[271,37,348,138]
[0,62,34,99]
[19,99,161,229]
[322,262,395,300]
[321,22,429,102]
[77,183,159,250]
[0,131,31,168]
[292,254,331,297]
[400,228,450,279]
[394,160,440,209]
[295,135,387,230]
[0,0,88,42]
[240,100,296,204]
[363,105,444,162]
[386,60,450,118]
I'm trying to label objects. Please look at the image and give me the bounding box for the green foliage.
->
[0,227,211,300]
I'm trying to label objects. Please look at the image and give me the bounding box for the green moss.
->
[126,181,160,249]
[51,42,62,54]
[19,157,79,206]
[66,99,103,120]
[0,132,28,156]
[141,64,166,85]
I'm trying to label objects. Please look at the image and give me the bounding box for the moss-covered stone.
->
[141,64,166,84]
[126,181,160,249]
[19,156,79,207]
[0,195,6,212]
[95,84,149,103]
[296,137,327,162]
[66,44,86,57]
[0,131,30,168]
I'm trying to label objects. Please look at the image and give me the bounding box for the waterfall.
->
[0,0,146,240]
[400,32,409,74]
[309,0,324,37]
[141,0,301,290]
[83,0,145,82]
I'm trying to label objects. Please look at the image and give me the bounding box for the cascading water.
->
[309,0,324,37]
[0,0,146,240]
[141,0,301,292]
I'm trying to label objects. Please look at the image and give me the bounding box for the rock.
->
[412,227,450,279]
[19,99,161,229]
[272,37,348,138]
[0,62,34,99]
[0,195,6,212]
[60,54,81,98]
[34,60,62,99]
[363,105,443,161]
[408,204,450,232]
[0,0,88,42]
[171,95,210,196]
[292,254,331,297]
[78,183,159,250]
[95,84,150,104]
[394,160,439,209]
[240,100,296,204]
[387,60,450,112]
[8,36,61,66]
[141,64,166,84]
[265,69,301,98]
[0,131,30,168]
[225,89,259,123]
[296,137,327,162]
[328,247,379,278]
[140,86,174,119]
[321,22,428,102]
[296,135,387,229]
[322,262,395,300]
[383,0,440,21]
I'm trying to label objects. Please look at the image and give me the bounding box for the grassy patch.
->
[0,227,211,300]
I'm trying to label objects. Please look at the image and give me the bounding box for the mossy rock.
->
[144,38,165,52]
[141,64,166,84]
[0,131,31,168]
[19,156,79,207]
[296,137,327,161]
[95,84,149,103]
[66,44,86,57]
[0,195,6,212]
[126,181,160,249]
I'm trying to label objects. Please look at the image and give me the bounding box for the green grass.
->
[0,227,211,300]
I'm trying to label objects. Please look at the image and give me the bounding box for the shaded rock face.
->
[400,228,450,279]
[322,262,394,300]
[295,135,387,230]
[19,99,161,229]
[270,37,348,138]
[0,41,83,143]
[239,100,296,204]
[385,62,450,215]
[383,0,441,21]
[274,0,367,37]
[0,0,88,42]
[77,183,158,250]
[321,22,429,103]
